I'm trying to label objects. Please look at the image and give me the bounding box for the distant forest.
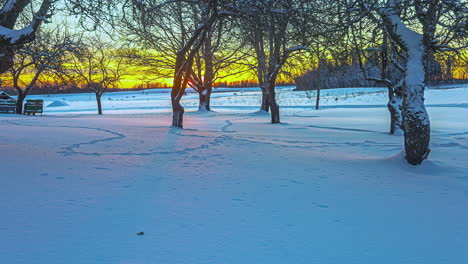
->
[0,80,297,96]
[295,52,468,91]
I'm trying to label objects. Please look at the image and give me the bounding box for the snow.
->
[0,24,34,44]
[47,101,70,107]
[17,85,468,115]
[1,0,16,13]
[387,1,429,126]
[1,86,468,263]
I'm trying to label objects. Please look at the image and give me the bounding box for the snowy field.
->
[20,85,468,115]
[1,86,468,263]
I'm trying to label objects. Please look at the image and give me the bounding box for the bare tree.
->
[307,42,329,110]
[350,20,405,135]
[63,0,229,126]
[5,28,78,114]
[237,0,310,123]
[121,1,245,113]
[70,39,123,115]
[0,0,55,74]
[189,19,248,111]
[124,0,227,127]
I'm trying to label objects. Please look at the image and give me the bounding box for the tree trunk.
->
[96,94,103,115]
[270,100,280,123]
[260,87,270,112]
[172,102,184,128]
[316,58,321,110]
[267,82,280,123]
[386,10,431,165]
[171,61,187,128]
[387,95,403,135]
[315,88,321,110]
[402,82,430,165]
[200,33,213,112]
[205,87,212,111]
[16,93,26,114]
[198,91,210,111]
[198,85,212,111]
[401,47,430,164]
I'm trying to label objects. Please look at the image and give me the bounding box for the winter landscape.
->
[2,85,468,263]
[1,0,468,263]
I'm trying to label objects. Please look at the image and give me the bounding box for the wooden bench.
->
[24,100,43,116]
[0,100,16,113]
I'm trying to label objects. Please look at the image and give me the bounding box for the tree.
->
[350,20,405,135]
[64,0,228,126]
[350,0,468,165]
[189,18,247,111]
[70,39,123,115]
[120,0,245,112]
[0,0,55,74]
[125,0,227,127]
[296,54,326,110]
[237,0,309,123]
[6,28,77,114]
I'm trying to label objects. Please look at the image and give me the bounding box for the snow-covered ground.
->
[21,85,468,115]
[1,86,468,263]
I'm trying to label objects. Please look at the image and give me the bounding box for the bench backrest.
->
[0,100,16,105]
[25,100,44,112]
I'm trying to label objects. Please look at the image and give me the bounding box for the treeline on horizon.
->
[2,77,466,97]
[295,53,468,91]
[0,79,299,95]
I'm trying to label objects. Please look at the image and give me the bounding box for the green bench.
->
[24,100,43,116]
[0,99,16,113]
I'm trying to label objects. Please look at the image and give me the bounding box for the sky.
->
[32,10,261,89]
